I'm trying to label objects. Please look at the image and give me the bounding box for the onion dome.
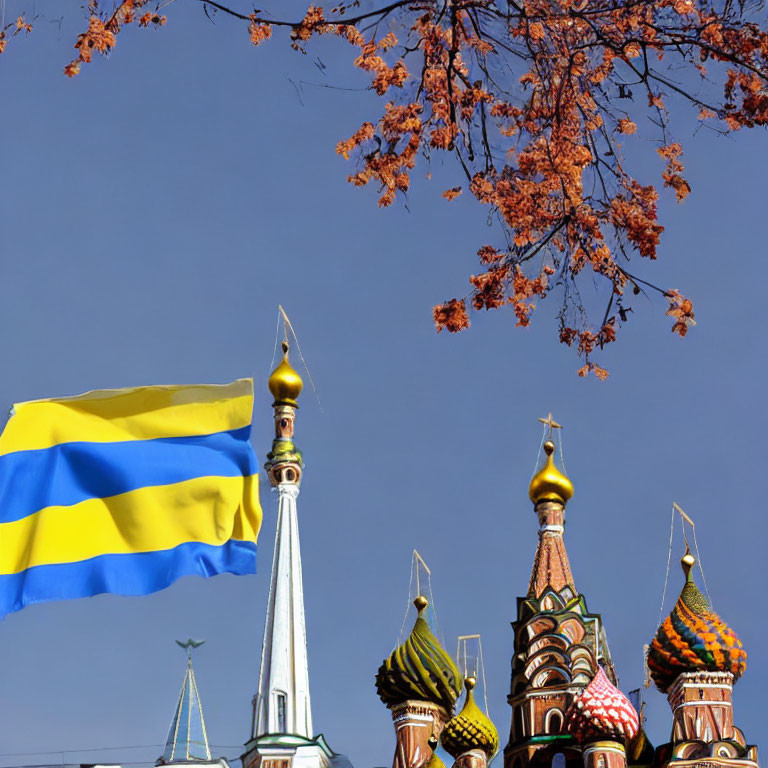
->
[647,551,746,693]
[268,341,303,407]
[564,667,640,742]
[529,440,574,505]
[376,596,462,712]
[441,677,499,759]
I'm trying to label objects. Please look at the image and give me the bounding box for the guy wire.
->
[278,305,323,413]
[398,552,417,645]
[479,637,489,717]
[269,309,282,374]
[530,427,546,479]
[657,503,675,630]
[557,427,566,475]
[691,523,713,610]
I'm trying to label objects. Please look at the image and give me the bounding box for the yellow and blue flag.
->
[0,379,261,617]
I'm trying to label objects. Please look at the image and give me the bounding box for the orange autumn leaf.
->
[442,186,462,200]
[617,118,637,134]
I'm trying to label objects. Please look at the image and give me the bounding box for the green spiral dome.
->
[441,678,499,759]
[375,596,462,712]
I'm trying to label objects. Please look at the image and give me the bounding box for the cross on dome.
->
[537,412,562,437]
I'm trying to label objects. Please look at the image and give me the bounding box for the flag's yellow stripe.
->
[0,379,254,455]
[0,474,261,575]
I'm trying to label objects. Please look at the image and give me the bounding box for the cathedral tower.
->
[647,550,758,768]
[242,343,334,768]
[504,419,638,768]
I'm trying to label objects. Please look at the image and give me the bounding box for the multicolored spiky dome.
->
[441,678,499,759]
[376,596,462,712]
[647,551,747,693]
[564,667,639,743]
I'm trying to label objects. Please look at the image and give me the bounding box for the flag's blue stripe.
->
[0,539,257,617]
[0,427,257,524]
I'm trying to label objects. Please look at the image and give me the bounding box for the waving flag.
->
[0,379,261,617]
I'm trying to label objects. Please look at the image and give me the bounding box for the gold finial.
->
[464,676,477,690]
[528,436,574,505]
[268,341,304,407]
[681,547,696,580]
[414,595,429,612]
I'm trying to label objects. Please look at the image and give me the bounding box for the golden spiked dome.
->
[375,596,462,713]
[529,440,574,505]
[268,341,304,407]
[441,677,499,759]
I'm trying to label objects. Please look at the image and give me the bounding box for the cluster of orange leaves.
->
[8,0,764,375]
[62,0,165,77]
[282,0,763,374]
[0,15,34,54]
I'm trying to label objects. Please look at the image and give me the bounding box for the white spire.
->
[253,342,312,739]
[163,648,212,763]
[254,482,313,737]
[243,342,335,768]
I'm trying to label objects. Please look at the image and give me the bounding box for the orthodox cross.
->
[537,412,562,438]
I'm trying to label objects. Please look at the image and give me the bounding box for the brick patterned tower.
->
[504,422,636,768]
[647,552,758,768]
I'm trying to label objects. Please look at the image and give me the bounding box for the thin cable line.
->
[398,554,415,645]
[0,744,249,758]
[278,305,323,413]
[557,427,566,475]
[530,427,546,479]
[657,502,675,629]
[268,308,282,376]
[691,523,713,610]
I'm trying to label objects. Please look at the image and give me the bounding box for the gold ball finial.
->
[268,341,304,407]
[681,549,696,580]
[543,440,555,456]
[414,595,429,612]
[464,676,477,690]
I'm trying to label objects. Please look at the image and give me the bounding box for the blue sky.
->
[0,5,765,768]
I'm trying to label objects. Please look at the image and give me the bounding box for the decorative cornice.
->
[277,483,301,499]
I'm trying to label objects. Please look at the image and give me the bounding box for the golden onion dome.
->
[441,677,499,759]
[528,440,574,505]
[375,596,462,712]
[647,551,747,693]
[268,341,303,407]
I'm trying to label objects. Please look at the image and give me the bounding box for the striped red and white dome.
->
[564,667,639,742]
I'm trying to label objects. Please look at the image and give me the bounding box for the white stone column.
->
[254,482,312,738]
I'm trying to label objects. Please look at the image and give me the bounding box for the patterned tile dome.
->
[647,552,747,693]
[441,678,499,759]
[564,667,639,742]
